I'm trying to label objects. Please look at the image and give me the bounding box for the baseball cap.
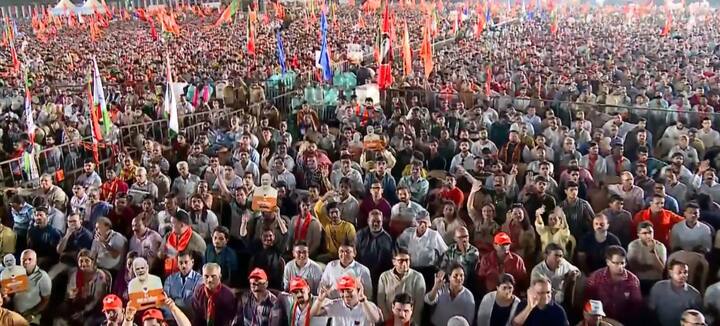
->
[289,277,309,292]
[142,309,165,322]
[336,275,357,290]
[249,268,268,281]
[102,294,123,312]
[493,232,512,246]
[584,300,606,317]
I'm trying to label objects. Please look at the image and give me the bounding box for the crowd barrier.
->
[0,90,298,191]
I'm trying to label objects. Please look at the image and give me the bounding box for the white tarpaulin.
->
[50,0,78,16]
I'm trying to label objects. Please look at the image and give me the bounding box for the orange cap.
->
[142,309,165,321]
[249,268,268,281]
[102,294,123,312]
[289,277,309,292]
[336,275,357,290]
[493,232,512,245]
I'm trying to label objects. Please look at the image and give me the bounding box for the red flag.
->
[149,17,158,40]
[377,4,393,89]
[485,65,492,95]
[419,19,433,79]
[87,78,102,163]
[660,10,672,36]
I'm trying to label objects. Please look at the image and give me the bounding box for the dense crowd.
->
[0,1,719,326]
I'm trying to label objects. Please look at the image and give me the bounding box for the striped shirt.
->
[233,291,282,326]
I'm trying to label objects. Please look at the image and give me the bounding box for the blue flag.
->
[276,29,287,75]
[319,10,333,82]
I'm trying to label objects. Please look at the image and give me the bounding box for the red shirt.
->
[440,187,465,207]
[632,209,684,248]
[585,267,642,324]
[476,251,527,292]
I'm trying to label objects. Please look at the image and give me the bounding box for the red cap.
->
[336,275,357,290]
[249,268,268,281]
[142,309,165,321]
[102,294,123,312]
[289,277,309,292]
[493,232,512,245]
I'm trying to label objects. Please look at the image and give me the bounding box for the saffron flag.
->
[377,3,393,89]
[660,10,672,36]
[319,9,333,81]
[214,0,239,27]
[485,65,492,95]
[247,8,256,55]
[149,17,158,41]
[402,20,412,77]
[419,19,433,79]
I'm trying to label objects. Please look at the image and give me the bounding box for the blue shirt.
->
[11,203,34,233]
[67,227,94,253]
[516,300,569,326]
[87,202,112,232]
[27,225,62,258]
[163,269,201,314]
[204,246,239,285]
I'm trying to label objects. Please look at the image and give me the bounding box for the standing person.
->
[385,293,417,326]
[424,263,475,326]
[3,249,52,325]
[476,232,528,294]
[627,221,667,295]
[191,263,236,326]
[584,246,643,325]
[282,241,324,295]
[530,243,580,305]
[477,273,521,326]
[100,294,129,326]
[163,251,201,319]
[160,210,206,277]
[310,275,382,326]
[377,249,426,325]
[648,260,702,326]
[233,268,283,326]
[279,277,329,326]
[396,211,448,290]
[576,214,622,274]
[512,277,569,326]
[0,291,27,325]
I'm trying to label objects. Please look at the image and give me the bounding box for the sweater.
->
[476,291,520,326]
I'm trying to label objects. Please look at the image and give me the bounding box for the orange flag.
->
[402,20,412,77]
[419,20,433,79]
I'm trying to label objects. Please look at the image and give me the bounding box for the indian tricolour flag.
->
[165,54,179,139]
[92,57,111,134]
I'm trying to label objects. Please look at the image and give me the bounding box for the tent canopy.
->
[49,0,77,16]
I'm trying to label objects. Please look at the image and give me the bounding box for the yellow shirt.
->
[323,221,356,256]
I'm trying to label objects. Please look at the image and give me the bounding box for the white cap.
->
[585,300,606,317]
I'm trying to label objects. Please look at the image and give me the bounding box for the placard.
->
[0,266,29,294]
[128,275,165,310]
[252,186,278,212]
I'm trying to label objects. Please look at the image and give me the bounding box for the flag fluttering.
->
[214,0,239,27]
[402,20,412,77]
[247,7,256,55]
[319,9,333,81]
[419,18,433,79]
[377,3,393,89]
[165,54,179,139]
[276,29,287,75]
[92,58,111,134]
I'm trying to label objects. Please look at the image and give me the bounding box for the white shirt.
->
[283,259,325,294]
[320,260,373,299]
[12,266,51,314]
[396,227,448,267]
[322,298,381,326]
[91,230,128,271]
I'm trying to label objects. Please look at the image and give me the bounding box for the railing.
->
[0,90,299,191]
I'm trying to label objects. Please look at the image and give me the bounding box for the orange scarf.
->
[164,228,192,275]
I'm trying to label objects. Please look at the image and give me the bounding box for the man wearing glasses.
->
[377,249,426,325]
[279,277,329,326]
[584,245,643,325]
